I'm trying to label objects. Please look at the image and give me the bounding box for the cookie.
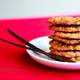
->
[50,50,80,62]
[49,40,80,50]
[48,16,80,25]
[49,25,80,32]
[49,35,80,44]
[54,32,80,39]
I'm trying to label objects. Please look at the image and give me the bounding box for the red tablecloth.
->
[0,17,80,80]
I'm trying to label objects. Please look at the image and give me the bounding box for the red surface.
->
[0,17,80,80]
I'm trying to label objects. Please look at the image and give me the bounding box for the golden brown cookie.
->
[48,16,80,25]
[49,35,80,44]
[49,25,80,32]
[50,50,80,62]
[49,40,80,50]
[54,32,80,39]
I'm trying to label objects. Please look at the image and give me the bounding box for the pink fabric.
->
[0,17,80,80]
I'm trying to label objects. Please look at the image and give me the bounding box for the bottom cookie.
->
[50,50,80,62]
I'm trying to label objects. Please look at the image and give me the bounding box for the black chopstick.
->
[7,29,38,48]
[7,29,48,54]
[0,38,31,50]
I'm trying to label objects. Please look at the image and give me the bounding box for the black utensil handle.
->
[7,29,47,53]
[7,29,37,48]
[0,38,31,49]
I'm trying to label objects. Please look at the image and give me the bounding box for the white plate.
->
[26,36,80,70]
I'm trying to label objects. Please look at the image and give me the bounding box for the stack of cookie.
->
[48,16,80,62]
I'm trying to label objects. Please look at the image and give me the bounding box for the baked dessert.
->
[49,35,80,44]
[54,32,80,39]
[49,40,80,50]
[49,25,80,32]
[48,16,80,62]
[48,16,80,25]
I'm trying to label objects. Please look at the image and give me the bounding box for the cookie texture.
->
[48,16,80,62]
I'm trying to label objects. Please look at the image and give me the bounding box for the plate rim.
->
[26,36,80,66]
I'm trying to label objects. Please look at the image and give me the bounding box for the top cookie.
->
[48,16,80,25]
